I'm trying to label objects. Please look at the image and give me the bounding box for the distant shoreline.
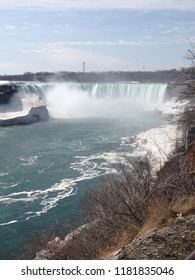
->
[0,69,182,83]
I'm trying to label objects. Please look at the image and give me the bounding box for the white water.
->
[88,83,167,104]
[47,83,167,118]
[21,82,167,118]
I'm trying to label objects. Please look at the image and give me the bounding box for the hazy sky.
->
[0,0,195,74]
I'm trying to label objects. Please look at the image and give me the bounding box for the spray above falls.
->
[17,82,168,119]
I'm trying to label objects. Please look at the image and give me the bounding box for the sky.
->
[0,0,195,74]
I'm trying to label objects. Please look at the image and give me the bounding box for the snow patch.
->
[129,97,188,171]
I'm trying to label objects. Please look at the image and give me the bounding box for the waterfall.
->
[83,83,167,106]
[17,82,168,105]
[15,82,168,118]
[16,82,51,100]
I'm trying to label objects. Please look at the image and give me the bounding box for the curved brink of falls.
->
[17,82,168,118]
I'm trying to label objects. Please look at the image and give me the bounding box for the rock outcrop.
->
[109,216,195,260]
[0,81,17,105]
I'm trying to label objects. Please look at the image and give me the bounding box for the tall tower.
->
[82,62,85,73]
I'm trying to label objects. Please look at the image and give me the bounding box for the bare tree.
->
[181,41,195,99]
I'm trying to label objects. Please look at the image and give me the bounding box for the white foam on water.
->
[71,152,130,178]
[0,220,18,226]
[68,141,90,152]
[0,149,128,225]
[19,155,40,166]
[0,179,76,225]
[0,155,119,225]
[0,172,9,177]
[38,163,54,174]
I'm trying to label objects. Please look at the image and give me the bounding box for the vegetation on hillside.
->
[181,41,195,99]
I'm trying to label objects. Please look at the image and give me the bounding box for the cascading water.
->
[16,82,168,118]
[84,83,167,105]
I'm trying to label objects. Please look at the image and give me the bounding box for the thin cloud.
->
[4,25,16,29]
[19,43,124,70]
[0,0,195,10]
[49,47,120,67]
[162,27,180,34]
[159,21,195,36]
[57,40,144,46]
[17,37,186,71]
[19,38,187,57]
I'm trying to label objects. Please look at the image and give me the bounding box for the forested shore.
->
[0,69,181,83]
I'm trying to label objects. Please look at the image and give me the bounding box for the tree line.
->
[0,69,181,83]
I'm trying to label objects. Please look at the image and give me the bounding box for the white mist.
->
[45,83,167,119]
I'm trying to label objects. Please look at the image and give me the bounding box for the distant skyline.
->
[0,0,195,74]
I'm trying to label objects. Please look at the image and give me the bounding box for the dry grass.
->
[137,198,174,238]
[137,195,195,239]
[100,227,138,259]
[172,195,195,215]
